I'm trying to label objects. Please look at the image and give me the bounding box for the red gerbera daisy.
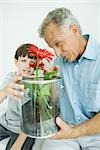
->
[28,44,54,80]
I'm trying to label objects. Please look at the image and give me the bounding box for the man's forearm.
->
[74,113,100,138]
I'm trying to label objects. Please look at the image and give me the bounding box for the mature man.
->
[38,7,100,150]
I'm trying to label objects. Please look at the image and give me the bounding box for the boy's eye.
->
[30,60,35,64]
[21,60,26,62]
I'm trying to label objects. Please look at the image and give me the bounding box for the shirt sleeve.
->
[0,72,15,89]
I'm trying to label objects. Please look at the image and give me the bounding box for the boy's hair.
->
[15,44,34,60]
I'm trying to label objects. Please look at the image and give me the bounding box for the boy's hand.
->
[5,75,24,100]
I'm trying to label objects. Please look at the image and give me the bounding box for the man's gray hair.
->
[38,7,82,37]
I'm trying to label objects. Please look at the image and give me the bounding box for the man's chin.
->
[63,55,75,62]
[66,58,75,63]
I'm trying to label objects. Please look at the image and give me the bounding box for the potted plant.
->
[20,44,61,138]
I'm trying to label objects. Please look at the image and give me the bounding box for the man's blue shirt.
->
[55,35,100,125]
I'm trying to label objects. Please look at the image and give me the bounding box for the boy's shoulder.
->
[1,72,16,88]
[5,72,16,80]
[6,72,16,78]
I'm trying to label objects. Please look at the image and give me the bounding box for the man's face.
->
[15,55,35,76]
[44,23,81,62]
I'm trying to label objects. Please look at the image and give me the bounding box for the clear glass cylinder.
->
[20,76,60,138]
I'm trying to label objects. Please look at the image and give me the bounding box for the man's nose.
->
[54,48,62,57]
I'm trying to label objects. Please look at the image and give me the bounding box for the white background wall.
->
[0,0,100,84]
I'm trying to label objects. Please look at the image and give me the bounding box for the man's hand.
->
[51,117,76,139]
[5,75,24,100]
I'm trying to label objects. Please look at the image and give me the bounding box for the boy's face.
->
[15,55,35,76]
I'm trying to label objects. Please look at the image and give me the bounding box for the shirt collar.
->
[82,34,98,60]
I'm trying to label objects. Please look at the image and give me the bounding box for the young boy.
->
[0,43,35,150]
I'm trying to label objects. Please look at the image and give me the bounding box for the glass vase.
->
[20,76,60,138]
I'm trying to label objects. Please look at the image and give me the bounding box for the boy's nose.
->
[26,62,31,68]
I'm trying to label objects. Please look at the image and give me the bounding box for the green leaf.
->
[44,70,58,80]
[40,84,50,96]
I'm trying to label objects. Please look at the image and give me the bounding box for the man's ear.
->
[70,24,79,33]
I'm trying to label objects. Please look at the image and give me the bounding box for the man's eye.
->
[55,42,61,47]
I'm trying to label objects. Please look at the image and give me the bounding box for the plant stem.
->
[36,62,39,80]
